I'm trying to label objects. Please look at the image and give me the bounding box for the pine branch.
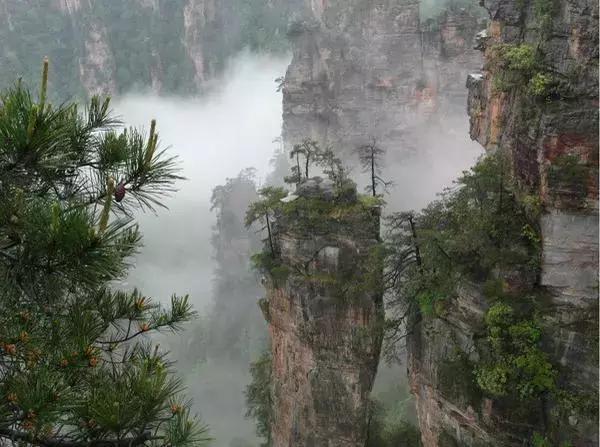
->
[0,428,156,447]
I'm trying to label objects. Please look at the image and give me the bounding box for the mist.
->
[117,53,289,311]
[112,52,482,446]
[115,53,289,446]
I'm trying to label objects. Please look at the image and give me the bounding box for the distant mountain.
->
[0,0,297,99]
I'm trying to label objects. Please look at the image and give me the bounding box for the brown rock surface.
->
[260,182,383,446]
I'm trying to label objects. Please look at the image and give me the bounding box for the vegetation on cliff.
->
[385,146,598,443]
[475,303,555,400]
[244,140,390,444]
[366,398,422,447]
[0,65,206,446]
[246,141,384,301]
[385,151,541,323]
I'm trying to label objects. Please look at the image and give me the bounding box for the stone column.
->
[260,179,383,446]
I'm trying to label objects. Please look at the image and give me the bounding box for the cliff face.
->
[408,0,599,445]
[260,180,383,446]
[282,0,423,157]
[421,5,486,117]
[281,0,484,159]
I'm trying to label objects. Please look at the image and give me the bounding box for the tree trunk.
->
[305,154,310,179]
[408,215,422,272]
[371,149,376,197]
[296,154,301,183]
[266,214,275,256]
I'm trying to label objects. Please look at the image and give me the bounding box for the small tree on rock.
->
[244,186,287,257]
[289,139,319,181]
[315,146,351,191]
[356,138,392,197]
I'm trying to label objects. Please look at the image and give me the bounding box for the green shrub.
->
[532,432,551,447]
[490,44,544,92]
[251,252,290,286]
[476,303,556,400]
[528,72,556,97]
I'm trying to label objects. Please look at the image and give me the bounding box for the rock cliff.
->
[281,0,484,160]
[408,0,599,445]
[282,0,423,157]
[259,179,384,446]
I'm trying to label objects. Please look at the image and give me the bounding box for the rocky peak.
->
[259,180,383,446]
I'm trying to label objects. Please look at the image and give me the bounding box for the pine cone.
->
[114,182,126,202]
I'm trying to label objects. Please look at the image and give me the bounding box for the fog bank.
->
[116,53,289,446]
[117,53,290,312]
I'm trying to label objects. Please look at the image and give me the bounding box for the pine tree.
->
[356,138,392,197]
[244,187,287,258]
[244,351,273,447]
[0,60,208,446]
[289,139,319,181]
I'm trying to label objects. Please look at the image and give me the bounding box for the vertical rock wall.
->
[421,5,486,117]
[282,0,423,157]
[260,181,383,446]
[408,0,598,445]
[0,0,297,98]
[281,0,485,164]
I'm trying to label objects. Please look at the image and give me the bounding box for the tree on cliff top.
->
[0,60,208,446]
[245,186,287,258]
[288,139,320,183]
[356,138,392,198]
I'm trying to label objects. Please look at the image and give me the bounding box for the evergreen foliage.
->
[356,138,393,197]
[288,139,319,183]
[247,139,385,304]
[489,43,541,92]
[384,151,541,327]
[284,139,352,189]
[0,63,207,446]
[489,43,560,99]
[366,398,422,447]
[245,186,288,259]
[475,303,556,400]
[0,1,291,100]
[244,351,273,447]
